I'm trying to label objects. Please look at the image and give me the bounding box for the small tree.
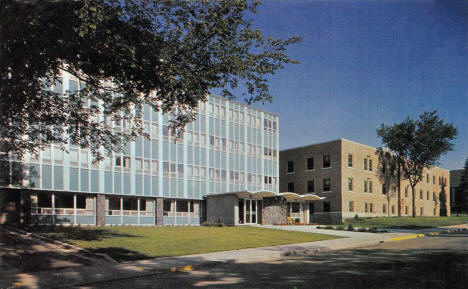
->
[377,111,457,217]
[455,158,468,214]
[439,179,448,216]
[376,149,400,216]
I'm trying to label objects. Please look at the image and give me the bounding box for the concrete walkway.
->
[1,224,466,289]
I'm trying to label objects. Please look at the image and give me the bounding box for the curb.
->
[388,233,425,242]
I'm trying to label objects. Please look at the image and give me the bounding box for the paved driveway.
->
[95,231,468,289]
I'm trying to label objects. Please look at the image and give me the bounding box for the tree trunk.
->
[411,184,416,218]
[397,162,401,216]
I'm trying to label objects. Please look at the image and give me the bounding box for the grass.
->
[344,216,468,229]
[29,226,339,261]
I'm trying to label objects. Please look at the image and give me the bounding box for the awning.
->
[205,190,325,202]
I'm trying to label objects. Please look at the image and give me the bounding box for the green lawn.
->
[344,216,468,229]
[30,226,338,261]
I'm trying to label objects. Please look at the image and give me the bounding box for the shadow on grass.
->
[85,247,153,262]
[26,225,138,242]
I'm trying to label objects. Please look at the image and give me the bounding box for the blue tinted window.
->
[105,172,112,193]
[80,169,89,192]
[42,165,52,189]
[70,168,79,191]
[53,166,63,190]
[91,170,99,192]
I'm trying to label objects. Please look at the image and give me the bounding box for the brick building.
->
[280,139,450,224]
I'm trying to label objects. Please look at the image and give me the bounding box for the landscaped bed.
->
[28,226,339,262]
[343,216,468,229]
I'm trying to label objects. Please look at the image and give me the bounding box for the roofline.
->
[280,138,450,171]
[209,94,279,117]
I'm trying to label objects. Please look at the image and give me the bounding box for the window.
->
[287,161,294,173]
[433,192,436,201]
[115,156,122,167]
[433,207,436,216]
[420,189,423,199]
[433,175,436,184]
[287,182,294,192]
[163,200,172,216]
[426,191,430,200]
[364,202,368,213]
[391,205,395,214]
[348,177,353,191]
[348,154,353,167]
[123,156,131,169]
[291,202,300,213]
[349,201,354,212]
[382,184,387,195]
[391,186,395,198]
[363,158,368,170]
[426,174,429,183]
[369,181,373,193]
[323,178,331,192]
[176,200,188,212]
[382,204,387,213]
[404,186,408,198]
[323,202,330,213]
[364,180,368,193]
[420,207,423,216]
[307,180,314,193]
[364,157,372,171]
[369,159,372,171]
[323,155,331,168]
[369,203,374,213]
[306,157,314,170]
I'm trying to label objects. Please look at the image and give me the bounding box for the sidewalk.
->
[1,224,465,289]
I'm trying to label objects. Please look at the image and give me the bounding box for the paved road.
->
[95,231,468,289]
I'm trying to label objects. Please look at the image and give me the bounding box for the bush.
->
[354,214,359,220]
[347,224,354,231]
[316,226,323,229]
[357,227,367,232]
[334,225,345,230]
[324,225,333,229]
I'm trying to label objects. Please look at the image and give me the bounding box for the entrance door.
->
[309,203,314,224]
[239,199,258,224]
[238,200,244,224]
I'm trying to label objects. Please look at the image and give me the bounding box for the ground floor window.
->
[163,199,200,217]
[323,202,330,213]
[348,201,354,212]
[382,204,386,213]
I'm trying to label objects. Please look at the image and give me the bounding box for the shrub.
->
[347,224,354,231]
[324,225,333,229]
[354,214,359,220]
[357,227,367,232]
[334,225,345,230]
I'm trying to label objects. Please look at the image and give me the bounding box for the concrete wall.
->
[206,194,237,225]
[96,194,106,226]
[262,196,287,225]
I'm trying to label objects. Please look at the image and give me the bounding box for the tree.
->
[0,0,300,161]
[455,157,468,214]
[376,149,401,216]
[377,111,457,217]
[439,178,448,216]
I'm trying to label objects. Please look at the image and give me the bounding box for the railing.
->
[32,207,94,215]
[164,212,200,217]
[107,210,155,216]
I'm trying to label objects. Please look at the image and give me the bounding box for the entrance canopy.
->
[206,190,324,202]
[279,192,325,202]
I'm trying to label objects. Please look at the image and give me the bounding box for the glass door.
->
[245,200,251,224]
[251,200,257,223]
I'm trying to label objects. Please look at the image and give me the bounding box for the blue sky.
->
[247,0,467,170]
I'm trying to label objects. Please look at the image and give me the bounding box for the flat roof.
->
[209,93,279,117]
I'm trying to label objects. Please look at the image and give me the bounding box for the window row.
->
[287,155,331,173]
[288,178,331,193]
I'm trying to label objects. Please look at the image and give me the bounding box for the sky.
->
[246,0,467,170]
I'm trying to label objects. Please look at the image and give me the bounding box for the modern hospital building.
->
[0,71,281,226]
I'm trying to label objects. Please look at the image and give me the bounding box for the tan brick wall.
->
[279,140,342,212]
[280,139,450,221]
